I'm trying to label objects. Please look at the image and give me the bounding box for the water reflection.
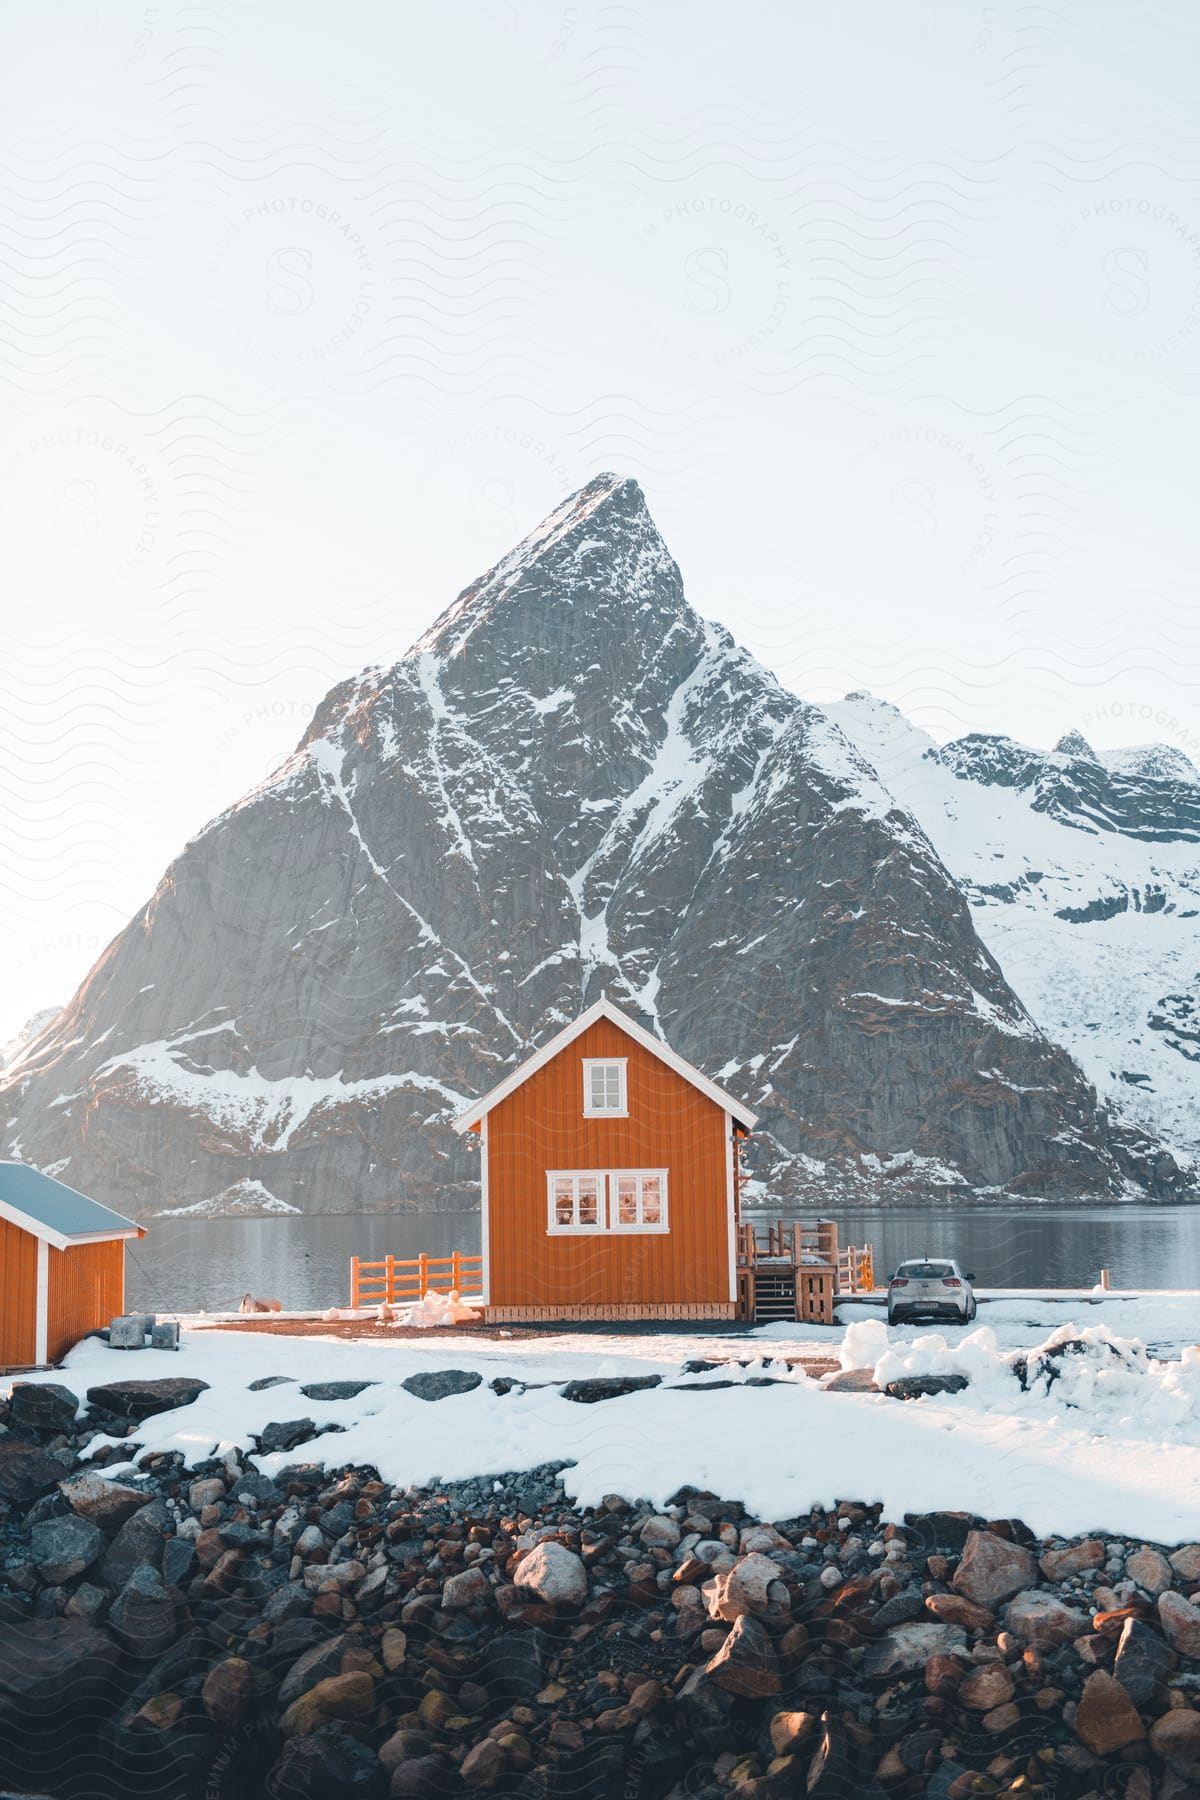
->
[125,1204,1200,1315]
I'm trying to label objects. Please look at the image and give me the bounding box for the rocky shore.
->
[1,1371,1199,1800]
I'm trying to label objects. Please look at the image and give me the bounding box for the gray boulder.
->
[258,1419,318,1453]
[298,1380,376,1400]
[0,1442,67,1507]
[560,1375,662,1403]
[98,1497,170,1589]
[0,1617,123,1737]
[85,1377,209,1420]
[107,1566,179,1657]
[30,1516,105,1585]
[401,1370,482,1402]
[7,1383,79,1434]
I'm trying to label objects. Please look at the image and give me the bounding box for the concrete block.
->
[149,1321,179,1352]
[108,1315,148,1349]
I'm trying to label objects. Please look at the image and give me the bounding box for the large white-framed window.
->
[582,1057,627,1117]
[609,1169,668,1233]
[545,1169,669,1235]
[547,1170,606,1233]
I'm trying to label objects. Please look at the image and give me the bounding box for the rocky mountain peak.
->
[411,473,678,667]
[1054,729,1099,762]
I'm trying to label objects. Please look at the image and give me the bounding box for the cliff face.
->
[1,475,1189,1214]
[831,693,1200,1170]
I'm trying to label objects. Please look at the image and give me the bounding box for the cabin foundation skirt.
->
[482,1302,738,1323]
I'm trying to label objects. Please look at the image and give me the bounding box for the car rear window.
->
[898,1262,954,1278]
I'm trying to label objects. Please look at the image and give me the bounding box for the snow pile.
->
[839,1318,889,1370]
[404,1289,483,1328]
[871,1319,1200,1439]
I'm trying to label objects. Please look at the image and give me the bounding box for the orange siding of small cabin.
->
[484,1017,732,1309]
[47,1239,126,1364]
[0,1217,38,1367]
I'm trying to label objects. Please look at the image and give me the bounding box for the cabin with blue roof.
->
[0,1163,144,1369]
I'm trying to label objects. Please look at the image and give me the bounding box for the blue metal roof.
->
[0,1162,142,1243]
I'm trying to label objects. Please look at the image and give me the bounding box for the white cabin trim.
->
[452,995,757,1134]
[34,1239,49,1364]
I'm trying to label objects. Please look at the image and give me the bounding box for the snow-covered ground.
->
[10,1301,1200,1547]
[184,1287,1200,1359]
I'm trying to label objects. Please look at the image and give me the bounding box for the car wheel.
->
[965,1298,977,1323]
[888,1309,903,1326]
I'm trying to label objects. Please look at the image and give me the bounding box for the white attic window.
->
[582,1057,627,1117]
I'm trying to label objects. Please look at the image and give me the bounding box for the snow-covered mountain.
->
[828,695,1200,1168]
[0,1007,60,1073]
[1,475,1191,1215]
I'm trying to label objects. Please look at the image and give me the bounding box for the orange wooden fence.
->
[350,1251,483,1308]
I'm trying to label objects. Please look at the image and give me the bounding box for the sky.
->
[2,0,1199,1047]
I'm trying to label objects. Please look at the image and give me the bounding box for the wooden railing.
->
[837,1244,875,1294]
[350,1251,483,1309]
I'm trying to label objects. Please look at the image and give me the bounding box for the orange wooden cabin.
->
[452,996,757,1321]
[0,1162,144,1369]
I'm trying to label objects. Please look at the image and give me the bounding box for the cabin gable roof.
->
[0,1161,145,1252]
[451,996,758,1135]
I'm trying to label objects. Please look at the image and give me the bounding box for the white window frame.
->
[544,1169,669,1236]
[546,1170,607,1234]
[608,1168,669,1234]
[581,1057,628,1118]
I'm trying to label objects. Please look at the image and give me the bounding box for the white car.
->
[887,1257,977,1326]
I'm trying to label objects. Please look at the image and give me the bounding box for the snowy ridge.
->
[828,693,1200,1164]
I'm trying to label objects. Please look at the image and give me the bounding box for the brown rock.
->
[1126,1547,1174,1595]
[381,1629,408,1672]
[131,1692,183,1731]
[379,1729,433,1773]
[58,1474,152,1532]
[593,1704,635,1734]
[925,1592,993,1632]
[201,1657,252,1730]
[547,1718,585,1751]
[959,1663,1015,1712]
[460,1738,506,1788]
[705,1552,783,1622]
[770,1710,817,1756]
[1075,1633,1112,1666]
[1159,1590,1200,1657]
[982,1701,1021,1735]
[281,1671,374,1737]
[629,1679,665,1715]
[1168,1545,1200,1582]
[951,1531,1039,1608]
[1149,1710,1200,1780]
[703,1614,781,1697]
[1006,1589,1091,1648]
[924,1654,966,1698]
[1074,1670,1146,1756]
[1039,1538,1106,1581]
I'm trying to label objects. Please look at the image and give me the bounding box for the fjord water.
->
[125,1203,1200,1316]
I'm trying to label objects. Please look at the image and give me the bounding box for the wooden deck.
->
[736,1220,875,1326]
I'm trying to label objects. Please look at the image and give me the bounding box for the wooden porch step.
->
[751,1269,796,1322]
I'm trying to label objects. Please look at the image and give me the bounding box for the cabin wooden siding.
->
[0,1216,38,1366]
[482,1015,732,1310]
[46,1238,125,1365]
